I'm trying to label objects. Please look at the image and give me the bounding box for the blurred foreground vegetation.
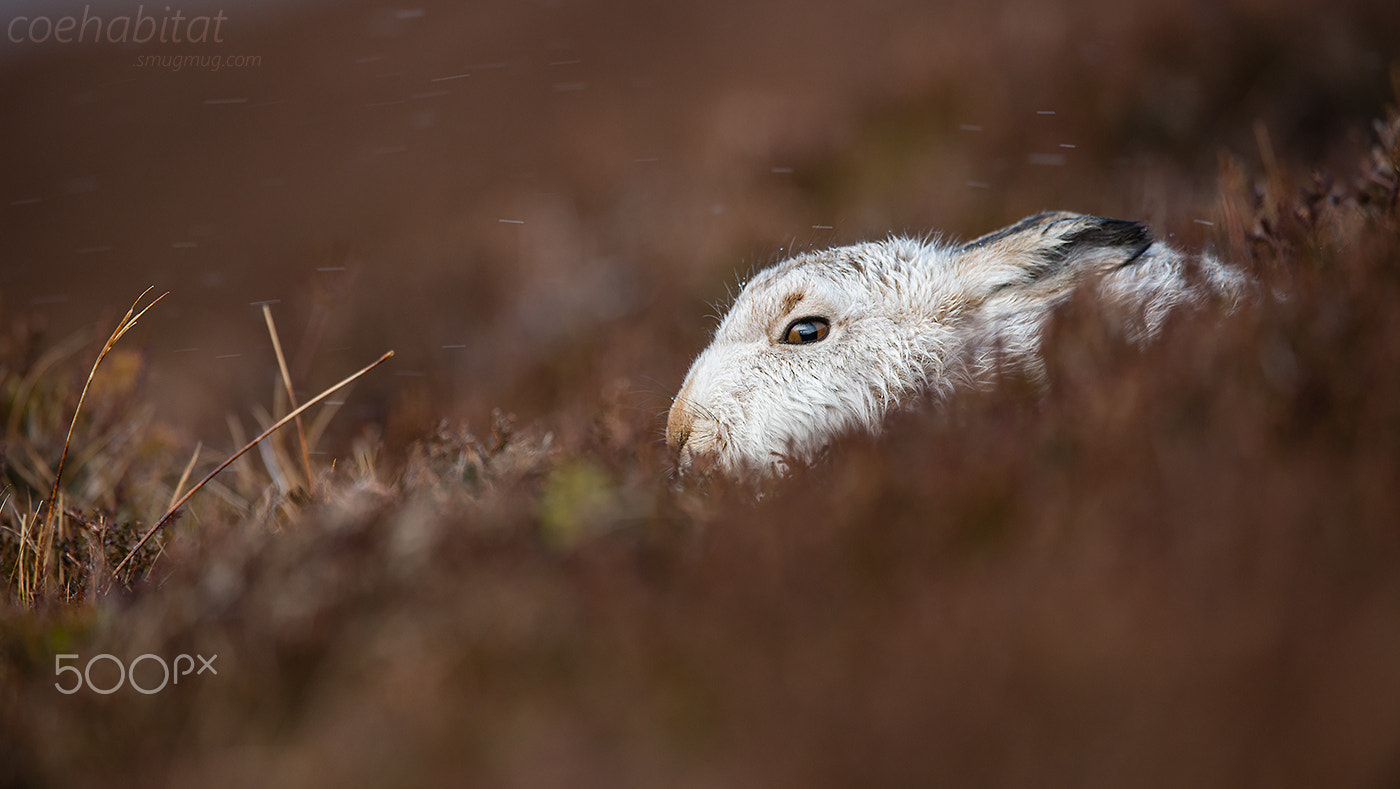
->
[3,0,1400,784]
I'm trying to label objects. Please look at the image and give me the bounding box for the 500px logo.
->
[54,653,218,695]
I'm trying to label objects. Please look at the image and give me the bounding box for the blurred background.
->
[1,0,1394,451]
[5,2,1400,786]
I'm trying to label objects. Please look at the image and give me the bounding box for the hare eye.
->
[782,317,830,344]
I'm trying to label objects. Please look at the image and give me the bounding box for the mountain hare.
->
[667,211,1247,478]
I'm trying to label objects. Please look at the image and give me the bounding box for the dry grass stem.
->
[263,305,315,493]
[168,441,203,512]
[4,330,90,441]
[110,350,395,582]
[28,287,165,602]
[44,288,166,518]
[305,386,351,451]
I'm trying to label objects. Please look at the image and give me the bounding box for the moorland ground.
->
[3,0,1400,785]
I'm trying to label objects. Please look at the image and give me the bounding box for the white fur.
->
[667,212,1247,478]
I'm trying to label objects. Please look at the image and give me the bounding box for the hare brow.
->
[779,292,805,315]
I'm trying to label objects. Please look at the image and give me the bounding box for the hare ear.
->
[958,212,1154,292]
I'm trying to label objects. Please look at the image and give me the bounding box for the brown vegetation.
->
[2,0,1400,785]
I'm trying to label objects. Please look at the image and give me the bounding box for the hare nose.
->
[666,400,695,451]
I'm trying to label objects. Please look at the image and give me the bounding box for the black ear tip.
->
[1043,216,1153,269]
[1082,217,1153,248]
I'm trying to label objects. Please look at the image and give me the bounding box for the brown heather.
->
[2,0,1400,785]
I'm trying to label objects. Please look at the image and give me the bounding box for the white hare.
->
[667,211,1247,478]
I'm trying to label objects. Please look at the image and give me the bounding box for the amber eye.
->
[782,317,830,344]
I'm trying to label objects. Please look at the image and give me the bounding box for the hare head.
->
[667,211,1244,478]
